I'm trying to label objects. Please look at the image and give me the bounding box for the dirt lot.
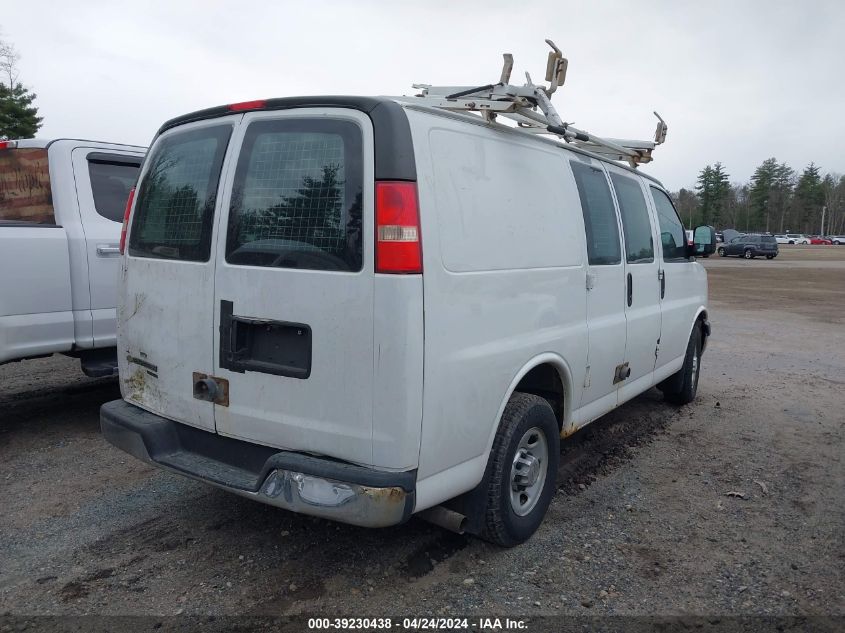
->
[1,246,843,624]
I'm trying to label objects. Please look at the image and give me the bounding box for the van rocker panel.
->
[100,399,415,527]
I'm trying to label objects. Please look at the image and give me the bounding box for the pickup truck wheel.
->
[480,393,559,547]
[662,322,702,406]
[744,249,754,259]
[718,247,726,257]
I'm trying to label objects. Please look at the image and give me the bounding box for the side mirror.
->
[693,225,717,256]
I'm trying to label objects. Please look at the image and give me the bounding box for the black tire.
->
[744,249,754,259]
[718,247,726,257]
[766,255,774,259]
[661,322,702,405]
[480,392,560,547]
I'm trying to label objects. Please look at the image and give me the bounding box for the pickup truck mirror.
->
[692,225,717,256]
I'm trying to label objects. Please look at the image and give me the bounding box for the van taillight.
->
[119,186,136,255]
[375,181,422,274]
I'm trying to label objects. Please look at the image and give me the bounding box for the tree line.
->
[671,160,844,236]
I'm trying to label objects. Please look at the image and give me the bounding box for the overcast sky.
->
[2,0,843,190]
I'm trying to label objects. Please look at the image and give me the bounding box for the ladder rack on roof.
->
[411,40,668,168]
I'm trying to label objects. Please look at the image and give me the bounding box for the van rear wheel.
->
[480,393,559,547]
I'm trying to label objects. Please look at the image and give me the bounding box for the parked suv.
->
[100,97,714,546]
[0,139,144,374]
[717,234,778,259]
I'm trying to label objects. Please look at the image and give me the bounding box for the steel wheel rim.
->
[691,348,699,385]
[509,427,549,516]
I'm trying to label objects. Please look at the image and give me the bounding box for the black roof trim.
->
[157,96,416,181]
[86,151,144,167]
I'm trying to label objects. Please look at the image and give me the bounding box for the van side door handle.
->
[627,272,633,307]
[658,269,665,299]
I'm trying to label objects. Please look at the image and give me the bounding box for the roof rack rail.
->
[411,40,667,168]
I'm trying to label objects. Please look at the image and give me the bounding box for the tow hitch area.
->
[192,372,229,406]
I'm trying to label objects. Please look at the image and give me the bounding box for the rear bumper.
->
[100,399,415,528]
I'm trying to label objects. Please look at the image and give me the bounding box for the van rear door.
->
[211,109,376,466]
[121,120,234,432]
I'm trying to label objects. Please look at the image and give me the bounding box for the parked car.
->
[830,235,845,245]
[774,234,791,244]
[785,233,810,244]
[100,96,715,546]
[717,234,779,259]
[0,139,145,375]
[809,236,832,245]
[686,229,709,256]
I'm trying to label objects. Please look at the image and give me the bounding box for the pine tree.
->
[748,158,775,231]
[0,82,42,139]
[0,35,42,139]
[770,163,794,233]
[695,163,730,226]
[793,163,825,233]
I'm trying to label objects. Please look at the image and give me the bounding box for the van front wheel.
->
[480,393,559,547]
[660,322,702,405]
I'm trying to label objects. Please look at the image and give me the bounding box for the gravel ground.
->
[0,246,842,624]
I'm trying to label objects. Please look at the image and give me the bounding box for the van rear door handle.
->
[96,244,121,257]
[658,269,665,299]
[627,272,633,307]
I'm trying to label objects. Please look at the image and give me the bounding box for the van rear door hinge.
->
[586,272,596,290]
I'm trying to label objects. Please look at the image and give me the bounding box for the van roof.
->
[9,138,146,151]
[395,98,667,188]
[157,95,665,189]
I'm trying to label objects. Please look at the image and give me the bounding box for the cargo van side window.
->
[226,119,363,272]
[650,187,688,262]
[88,158,141,223]
[0,148,56,226]
[610,173,654,263]
[570,161,621,265]
[129,125,232,261]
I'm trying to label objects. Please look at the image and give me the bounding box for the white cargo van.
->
[101,95,715,546]
[0,139,145,375]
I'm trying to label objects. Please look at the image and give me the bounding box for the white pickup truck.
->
[0,138,145,376]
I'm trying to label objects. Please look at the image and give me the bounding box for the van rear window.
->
[0,148,55,225]
[225,119,363,272]
[129,125,231,261]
